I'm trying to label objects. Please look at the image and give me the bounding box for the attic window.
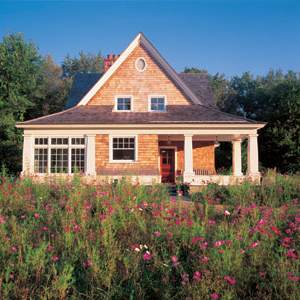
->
[135,57,146,72]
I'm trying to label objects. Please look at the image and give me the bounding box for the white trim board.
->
[76,32,202,106]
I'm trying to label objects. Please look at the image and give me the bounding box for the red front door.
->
[160,148,175,183]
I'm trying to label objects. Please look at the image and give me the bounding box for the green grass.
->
[0,173,299,299]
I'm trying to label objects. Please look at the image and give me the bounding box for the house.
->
[16,33,265,185]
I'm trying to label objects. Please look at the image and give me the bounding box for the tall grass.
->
[0,174,299,299]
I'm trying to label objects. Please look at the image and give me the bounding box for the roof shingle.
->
[20,105,258,125]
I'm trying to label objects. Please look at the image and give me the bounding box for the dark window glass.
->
[50,148,68,173]
[71,148,85,173]
[34,148,48,173]
[151,97,165,111]
[35,138,48,145]
[112,137,135,160]
[117,98,131,111]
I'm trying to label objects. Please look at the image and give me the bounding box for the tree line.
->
[0,34,299,174]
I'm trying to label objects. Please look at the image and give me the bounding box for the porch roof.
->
[17,105,264,127]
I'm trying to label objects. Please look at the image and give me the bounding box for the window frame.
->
[33,136,86,175]
[148,95,167,112]
[135,57,147,72]
[109,135,138,163]
[114,96,133,112]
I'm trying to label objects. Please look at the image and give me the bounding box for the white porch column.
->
[232,138,243,176]
[183,134,195,183]
[247,133,260,176]
[22,134,34,176]
[85,134,96,176]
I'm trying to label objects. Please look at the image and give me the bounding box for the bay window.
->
[33,137,86,174]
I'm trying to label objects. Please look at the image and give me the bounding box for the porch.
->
[158,133,261,185]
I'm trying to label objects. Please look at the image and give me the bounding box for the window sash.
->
[116,97,131,111]
[150,97,165,111]
[111,137,136,161]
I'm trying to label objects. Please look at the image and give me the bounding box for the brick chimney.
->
[104,54,119,72]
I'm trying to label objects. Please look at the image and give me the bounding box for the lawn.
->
[0,172,299,299]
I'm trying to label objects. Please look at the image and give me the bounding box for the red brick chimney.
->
[104,54,119,72]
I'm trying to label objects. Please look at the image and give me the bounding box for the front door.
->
[160,148,175,183]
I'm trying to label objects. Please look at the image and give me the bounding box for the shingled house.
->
[17,33,265,185]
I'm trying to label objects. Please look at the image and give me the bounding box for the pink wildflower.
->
[143,251,152,261]
[286,249,298,260]
[224,275,236,286]
[171,255,179,267]
[214,240,225,248]
[51,255,59,262]
[0,215,6,224]
[47,244,54,252]
[83,259,92,268]
[250,241,259,248]
[270,225,281,236]
[193,271,202,282]
[34,213,40,219]
[281,237,292,248]
[287,272,300,282]
[73,224,80,233]
[200,241,208,250]
[259,272,266,278]
[201,256,209,264]
[11,246,17,253]
[210,293,220,299]
[154,231,161,237]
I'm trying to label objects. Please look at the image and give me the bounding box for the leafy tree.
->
[62,51,104,78]
[0,33,42,173]
[26,55,70,119]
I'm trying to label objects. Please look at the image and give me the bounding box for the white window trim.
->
[135,57,147,72]
[148,95,167,112]
[33,135,86,175]
[114,95,133,112]
[109,135,138,163]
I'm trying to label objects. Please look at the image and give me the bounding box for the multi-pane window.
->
[34,148,48,173]
[33,137,86,174]
[112,137,135,161]
[150,97,165,111]
[51,148,68,173]
[116,97,131,111]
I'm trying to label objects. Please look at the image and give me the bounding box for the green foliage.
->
[0,175,299,299]
[0,33,42,173]
[62,51,104,78]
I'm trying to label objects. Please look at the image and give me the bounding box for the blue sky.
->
[0,0,300,76]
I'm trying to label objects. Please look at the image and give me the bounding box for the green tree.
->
[26,55,70,119]
[62,51,104,78]
[0,33,42,173]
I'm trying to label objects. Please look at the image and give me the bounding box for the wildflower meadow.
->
[0,172,299,299]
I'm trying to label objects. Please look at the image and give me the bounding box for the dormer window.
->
[149,96,166,112]
[115,97,132,111]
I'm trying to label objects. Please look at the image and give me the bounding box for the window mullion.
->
[47,136,50,174]
[68,137,71,175]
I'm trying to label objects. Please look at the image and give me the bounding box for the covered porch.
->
[158,132,261,185]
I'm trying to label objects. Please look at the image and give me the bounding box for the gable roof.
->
[65,72,214,109]
[76,33,204,106]
[66,73,102,108]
